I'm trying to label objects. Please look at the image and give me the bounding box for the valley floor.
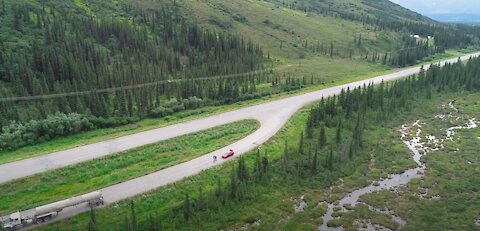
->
[322,93,480,231]
[1,49,470,165]
[34,92,480,230]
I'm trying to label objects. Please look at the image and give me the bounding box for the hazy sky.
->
[390,0,480,15]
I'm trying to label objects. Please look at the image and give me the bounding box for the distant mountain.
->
[390,0,480,16]
[389,0,480,24]
[427,13,480,24]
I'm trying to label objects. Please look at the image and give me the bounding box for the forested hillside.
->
[0,0,270,149]
[149,0,480,64]
[1,0,480,151]
[276,0,479,53]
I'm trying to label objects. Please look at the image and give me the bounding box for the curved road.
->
[1,53,478,184]
[2,52,479,229]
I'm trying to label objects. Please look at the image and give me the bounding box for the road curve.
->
[0,52,479,186]
[11,52,480,229]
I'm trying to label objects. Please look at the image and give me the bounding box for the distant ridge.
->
[427,13,480,24]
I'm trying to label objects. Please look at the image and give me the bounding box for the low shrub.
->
[0,113,138,151]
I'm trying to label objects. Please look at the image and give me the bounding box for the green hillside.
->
[130,0,421,59]
[0,0,266,134]
[130,0,476,61]
[1,1,480,230]
[0,0,479,151]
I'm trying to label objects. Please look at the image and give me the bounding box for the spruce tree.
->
[87,208,98,231]
[253,149,263,182]
[1,0,5,15]
[312,147,318,173]
[336,119,342,144]
[282,140,288,179]
[198,187,205,211]
[183,193,192,221]
[307,113,315,133]
[229,167,238,200]
[262,150,269,176]
[298,131,304,154]
[215,178,224,205]
[328,147,334,170]
[156,212,163,231]
[348,140,355,160]
[147,214,155,231]
[130,201,138,231]
[124,216,132,231]
[237,155,249,182]
[318,125,327,148]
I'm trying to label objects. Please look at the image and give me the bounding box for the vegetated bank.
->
[38,53,480,230]
[350,93,480,231]
[0,120,258,215]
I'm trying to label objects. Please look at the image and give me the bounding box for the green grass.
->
[0,120,259,215]
[33,100,312,231]
[73,0,94,16]
[331,203,399,230]
[0,0,475,165]
[34,88,480,231]
[0,0,474,228]
[130,0,407,59]
[0,108,216,164]
[358,93,480,231]
[1,48,470,165]
[0,61,387,164]
[32,109,321,230]
[0,54,385,164]
[331,92,480,230]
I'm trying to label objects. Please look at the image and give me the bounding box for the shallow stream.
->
[318,110,478,231]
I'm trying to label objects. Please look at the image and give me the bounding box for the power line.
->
[0,43,435,103]
[0,69,270,103]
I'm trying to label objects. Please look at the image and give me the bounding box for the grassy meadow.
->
[33,87,480,231]
[0,120,258,215]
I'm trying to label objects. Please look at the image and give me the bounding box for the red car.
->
[222,149,235,159]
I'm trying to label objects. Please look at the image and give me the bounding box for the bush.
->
[210,16,232,29]
[232,14,248,23]
[149,97,206,118]
[0,113,138,151]
[183,96,204,109]
[327,219,342,228]
[150,106,174,117]
[89,116,139,128]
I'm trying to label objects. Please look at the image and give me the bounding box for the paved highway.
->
[3,52,480,229]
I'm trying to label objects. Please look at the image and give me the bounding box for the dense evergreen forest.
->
[83,54,480,230]
[0,0,265,118]
[0,0,273,149]
[1,0,480,151]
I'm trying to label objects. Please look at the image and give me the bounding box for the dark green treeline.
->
[91,56,480,230]
[0,0,265,125]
